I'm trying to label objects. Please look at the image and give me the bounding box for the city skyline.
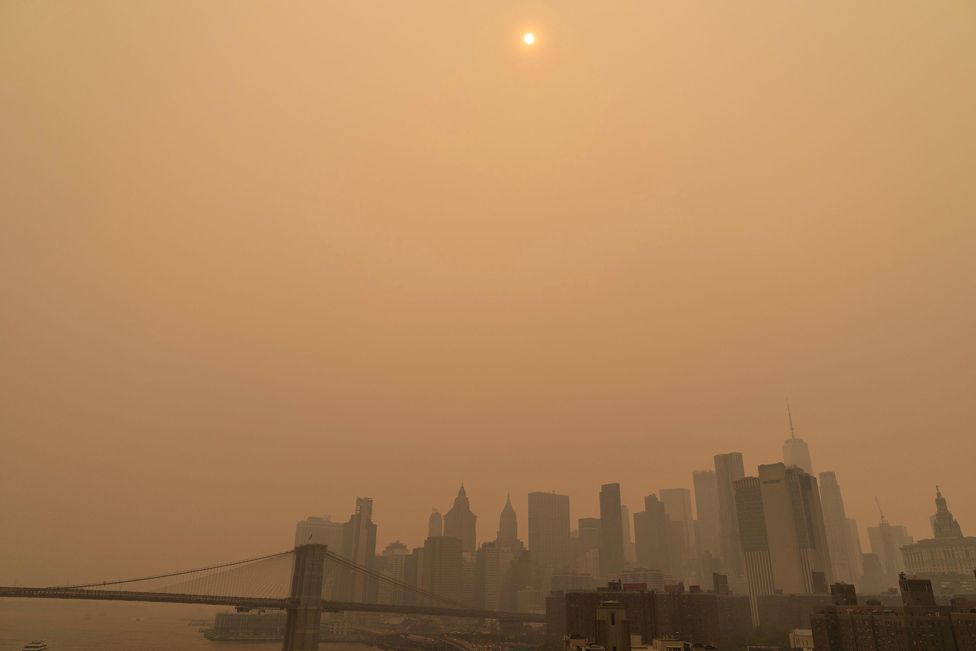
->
[1,413,970,587]
[2,0,974,605]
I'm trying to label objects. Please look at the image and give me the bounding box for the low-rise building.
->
[547,580,750,646]
[810,576,976,650]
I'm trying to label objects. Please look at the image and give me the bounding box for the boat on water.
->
[22,642,48,651]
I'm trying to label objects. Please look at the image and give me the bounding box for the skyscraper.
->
[693,470,722,559]
[577,517,601,554]
[735,464,833,602]
[528,491,572,573]
[428,509,443,538]
[818,471,860,585]
[931,487,964,539]
[576,516,602,576]
[377,540,409,605]
[660,487,695,558]
[475,541,503,610]
[497,494,519,547]
[714,452,746,582]
[599,483,625,578]
[782,403,814,474]
[444,484,477,553]
[620,504,635,565]
[734,475,772,625]
[422,535,463,606]
[294,515,345,599]
[782,437,814,475]
[294,515,344,549]
[338,497,378,603]
[633,494,670,574]
[844,518,864,585]
[867,515,913,587]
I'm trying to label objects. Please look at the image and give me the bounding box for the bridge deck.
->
[0,587,545,623]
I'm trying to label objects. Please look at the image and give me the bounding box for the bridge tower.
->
[282,543,327,651]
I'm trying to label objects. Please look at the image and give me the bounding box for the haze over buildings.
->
[1,1,974,597]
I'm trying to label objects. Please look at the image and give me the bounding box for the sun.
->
[522,32,536,46]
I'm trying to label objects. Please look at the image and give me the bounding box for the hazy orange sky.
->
[1,1,974,585]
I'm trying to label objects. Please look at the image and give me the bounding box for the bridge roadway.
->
[0,587,545,624]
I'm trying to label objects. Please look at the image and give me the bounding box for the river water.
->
[0,599,381,651]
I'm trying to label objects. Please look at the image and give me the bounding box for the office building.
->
[422,535,463,606]
[868,515,913,588]
[428,509,443,538]
[634,494,670,577]
[294,515,344,549]
[693,470,722,559]
[497,494,520,548]
[660,488,695,566]
[600,483,626,578]
[528,491,572,574]
[734,465,833,622]
[818,472,860,585]
[444,484,477,553]
[337,497,378,603]
[578,517,602,555]
[782,403,814,475]
[621,504,635,565]
[376,540,409,604]
[715,452,746,583]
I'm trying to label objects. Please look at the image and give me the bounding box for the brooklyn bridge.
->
[0,543,545,650]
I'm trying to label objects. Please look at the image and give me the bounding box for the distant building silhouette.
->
[376,540,409,604]
[428,509,443,538]
[577,517,601,554]
[422,535,463,605]
[633,494,670,576]
[476,494,525,610]
[528,491,572,586]
[575,516,602,578]
[475,541,506,611]
[858,552,889,595]
[338,497,378,603]
[620,504,635,566]
[714,452,746,584]
[294,515,344,549]
[293,514,345,599]
[444,484,477,553]
[661,487,695,580]
[782,402,814,475]
[693,470,722,561]
[783,436,814,475]
[818,471,861,586]
[868,513,913,588]
[497,493,519,547]
[599,483,626,578]
[931,486,964,539]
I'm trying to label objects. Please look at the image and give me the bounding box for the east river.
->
[0,599,381,651]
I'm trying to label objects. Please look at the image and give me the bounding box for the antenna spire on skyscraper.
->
[786,399,796,439]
